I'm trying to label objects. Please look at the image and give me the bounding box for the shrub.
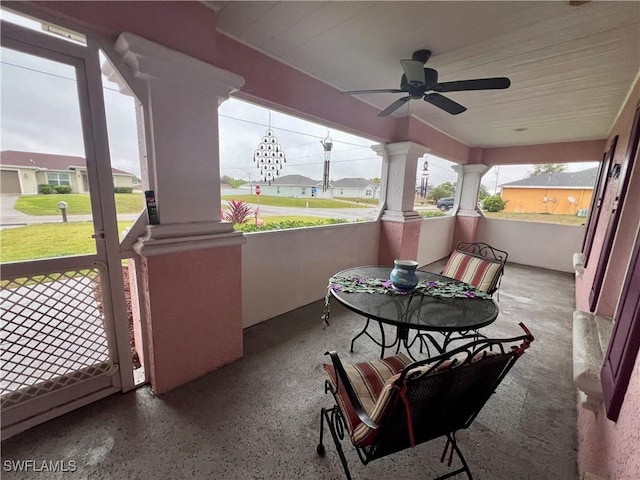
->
[223,199,252,224]
[420,211,446,218]
[482,195,506,212]
[114,187,133,194]
[235,218,348,232]
[38,184,55,194]
[52,185,72,194]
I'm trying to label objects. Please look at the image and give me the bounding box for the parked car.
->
[436,197,454,211]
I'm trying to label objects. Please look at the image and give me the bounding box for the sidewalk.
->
[0,194,140,227]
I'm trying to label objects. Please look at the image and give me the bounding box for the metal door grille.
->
[1,268,114,408]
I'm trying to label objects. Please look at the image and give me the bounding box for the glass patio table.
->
[325,265,499,359]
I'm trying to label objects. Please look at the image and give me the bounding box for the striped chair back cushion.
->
[324,354,411,446]
[442,251,503,293]
[324,354,464,447]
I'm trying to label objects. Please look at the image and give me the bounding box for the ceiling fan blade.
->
[423,93,466,115]
[341,88,405,95]
[434,77,511,93]
[378,96,412,117]
[400,59,425,86]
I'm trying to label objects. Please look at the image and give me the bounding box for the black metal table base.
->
[351,318,486,360]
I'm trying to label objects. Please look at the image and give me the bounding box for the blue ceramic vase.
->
[390,259,419,291]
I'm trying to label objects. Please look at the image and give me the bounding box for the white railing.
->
[477,218,585,272]
[416,216,456,267]
[241,216,583,328]
[242,222,380,327]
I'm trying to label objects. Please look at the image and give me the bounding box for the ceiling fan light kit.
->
[342,49,511,117]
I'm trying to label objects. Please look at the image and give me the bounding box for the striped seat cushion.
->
[324,353,411,446]
[442,251,503,293]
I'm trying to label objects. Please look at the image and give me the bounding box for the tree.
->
[220,175,246,189]
[427,181,455,203]
[527,163,567,177]
[478,184,490,201]
[371,177,381,185]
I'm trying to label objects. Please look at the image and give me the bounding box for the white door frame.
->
[1,19,134,438]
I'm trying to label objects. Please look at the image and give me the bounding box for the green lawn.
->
[483,211,587,225]
[221,194,369,209]
[1,216,345,262]
[15,193,144,215]
[1,221,134,263]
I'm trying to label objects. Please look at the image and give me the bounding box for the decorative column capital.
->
[372,141,430,160]
[115,32,244,98]
[451,163,491,175]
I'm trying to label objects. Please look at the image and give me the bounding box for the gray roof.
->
[0,150,134,176]
[331,177,374,188]
[502,167,598,188]
[269,174,319,186]
[253,175,376,188]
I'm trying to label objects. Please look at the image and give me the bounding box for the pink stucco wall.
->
[141,246,243,394]
[481,139,606,166]
[378,220,421,265]
[578,353,640,479]
[575,78,640,478]
[452,215,481,249]
[127,259,145,370]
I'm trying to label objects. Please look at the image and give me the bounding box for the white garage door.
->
[0,170,21,194]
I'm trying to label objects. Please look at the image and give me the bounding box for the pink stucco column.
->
[113,33,247,394]
[373,142,429,265]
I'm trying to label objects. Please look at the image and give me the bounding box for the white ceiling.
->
[208,1,639,148]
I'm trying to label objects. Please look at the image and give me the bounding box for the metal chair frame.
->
[318,324,534,480]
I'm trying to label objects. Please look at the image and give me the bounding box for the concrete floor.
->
[1,262,578,480]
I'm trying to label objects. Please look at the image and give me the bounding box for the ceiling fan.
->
[341,49,511,117]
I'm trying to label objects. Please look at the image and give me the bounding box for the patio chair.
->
[439,241,508,296]
[318,323,534,480]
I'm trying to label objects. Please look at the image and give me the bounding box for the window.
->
[366,189,372,197]
[301,187,306,195]
[46,172,70,186]
[340,189,344,195]
[277,187,280,194]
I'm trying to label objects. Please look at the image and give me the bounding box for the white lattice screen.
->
[1,268,113,408]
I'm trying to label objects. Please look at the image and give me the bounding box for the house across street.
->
[0,150,136,195]
[500,168,597,215]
